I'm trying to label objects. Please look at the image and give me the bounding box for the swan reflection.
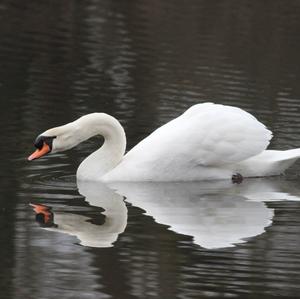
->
[31,178,300,249]
[31,183,127,247]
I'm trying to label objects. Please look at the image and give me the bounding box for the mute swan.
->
[28,103,300,181]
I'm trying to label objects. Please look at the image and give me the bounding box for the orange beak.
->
[28,143,50,161]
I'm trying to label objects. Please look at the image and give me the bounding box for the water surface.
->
[1,1,300,298]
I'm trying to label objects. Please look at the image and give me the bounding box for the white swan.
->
[28,103,300,181]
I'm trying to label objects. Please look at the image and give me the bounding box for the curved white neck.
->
[73,113,126,181]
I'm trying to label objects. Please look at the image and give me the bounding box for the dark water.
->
[1,1,300,298]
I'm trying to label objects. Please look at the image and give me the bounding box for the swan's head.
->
[28,135,56,160]
[27,113,126,164]
[28,123,79,161]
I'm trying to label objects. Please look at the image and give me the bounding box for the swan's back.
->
[103,103,272,181]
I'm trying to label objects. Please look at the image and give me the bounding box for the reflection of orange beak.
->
[30,203,52,224]
[28,143,50,161]
[30,203,49,213]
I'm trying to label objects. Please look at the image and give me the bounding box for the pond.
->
[1,1,300,298]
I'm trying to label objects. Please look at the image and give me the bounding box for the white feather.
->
[103,103,273,181]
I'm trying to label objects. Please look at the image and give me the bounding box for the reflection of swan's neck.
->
[76,180,128,247]
[76,113,126,180]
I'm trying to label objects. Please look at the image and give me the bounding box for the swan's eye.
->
[34,136,44,150]
[34,136,56,150]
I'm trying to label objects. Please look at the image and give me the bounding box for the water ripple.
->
[1,1,300,298]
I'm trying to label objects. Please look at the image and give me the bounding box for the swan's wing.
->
[126,103,272,167]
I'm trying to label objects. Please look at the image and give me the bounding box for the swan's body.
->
[28,103,300,181]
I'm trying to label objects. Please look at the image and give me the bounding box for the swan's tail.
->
[238,149,300,177]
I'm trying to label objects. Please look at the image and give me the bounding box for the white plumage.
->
[106,103,272,181]
[28,103,300,181]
